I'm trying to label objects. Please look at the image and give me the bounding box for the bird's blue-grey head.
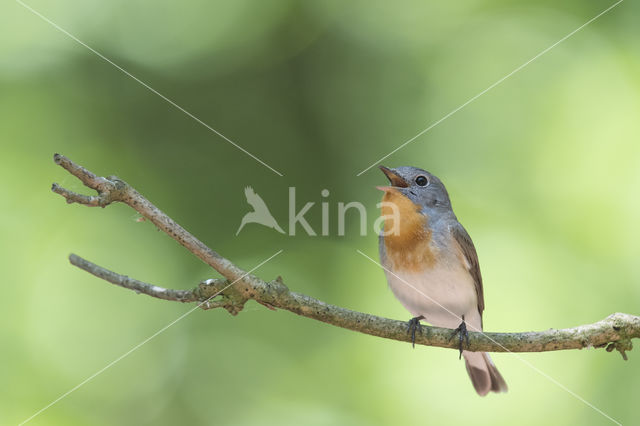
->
[378,165,453,216]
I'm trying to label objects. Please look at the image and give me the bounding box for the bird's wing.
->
[451,222,485,316]
[244,186,269,212]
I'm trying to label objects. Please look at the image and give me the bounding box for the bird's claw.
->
[449,315,469,359]
[406,316,424,348]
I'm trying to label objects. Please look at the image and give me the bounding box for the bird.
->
[236,186,285,235]
[377,165,507,396]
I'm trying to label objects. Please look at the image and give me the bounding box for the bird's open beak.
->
[377,166,409,192]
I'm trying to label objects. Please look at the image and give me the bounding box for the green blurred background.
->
[2,0,639,425]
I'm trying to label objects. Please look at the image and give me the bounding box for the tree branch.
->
[53,154,639,359]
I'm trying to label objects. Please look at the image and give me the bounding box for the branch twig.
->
[53,154,639,358]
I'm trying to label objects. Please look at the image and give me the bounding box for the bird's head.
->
[377,165,452,214]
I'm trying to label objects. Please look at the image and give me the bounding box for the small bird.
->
[236,186,285,235]
[377,165,507,396]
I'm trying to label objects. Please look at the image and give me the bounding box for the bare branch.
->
[52,153,254,288]
[69,254,200,303]
[53,154,640,358]
[54,153,115,193]
[67,255,639,357]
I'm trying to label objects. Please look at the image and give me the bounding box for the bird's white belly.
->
[385,265,479,330]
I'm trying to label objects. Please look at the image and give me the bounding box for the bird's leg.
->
[449,315,469,359]
[406,315,425,348]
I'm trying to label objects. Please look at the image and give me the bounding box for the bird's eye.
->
[415,175,428,186]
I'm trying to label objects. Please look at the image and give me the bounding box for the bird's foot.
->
[449,315,469,359]
[406,315,425,348]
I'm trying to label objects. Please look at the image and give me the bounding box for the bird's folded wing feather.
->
[451,223,485,315]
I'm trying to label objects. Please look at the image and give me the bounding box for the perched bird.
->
[236,186,285,235]
[377,165,507,396]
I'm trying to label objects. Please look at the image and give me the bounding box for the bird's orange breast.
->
[381,189,436,272]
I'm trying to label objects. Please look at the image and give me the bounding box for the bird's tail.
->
[462,351,508,396]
